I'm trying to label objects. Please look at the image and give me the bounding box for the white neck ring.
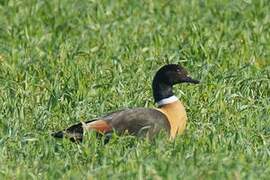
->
[156,95,179,106]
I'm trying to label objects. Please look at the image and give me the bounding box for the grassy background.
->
[0,0,269,179]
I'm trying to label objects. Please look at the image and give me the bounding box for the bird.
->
[51,64,199,142]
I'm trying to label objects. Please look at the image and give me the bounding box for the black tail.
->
[51,122,85,142]
[51,119,97,142]
[51,131,64,138]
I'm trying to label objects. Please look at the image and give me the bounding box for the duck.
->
[52,64,199,142]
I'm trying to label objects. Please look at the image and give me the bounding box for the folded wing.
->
[52,108,170,142]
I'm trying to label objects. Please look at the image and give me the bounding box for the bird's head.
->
[154,64,200,85]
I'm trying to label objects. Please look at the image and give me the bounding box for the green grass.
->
[0,0,269,179]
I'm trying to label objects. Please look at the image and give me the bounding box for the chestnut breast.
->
[156,100,187,138]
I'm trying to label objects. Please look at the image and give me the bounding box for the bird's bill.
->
[182,76,200,84]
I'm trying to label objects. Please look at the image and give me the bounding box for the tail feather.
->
[51,122,85,142]
[51,131,64,138]
[51,119,112,142]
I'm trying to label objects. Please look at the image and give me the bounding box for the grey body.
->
[52,108,170,142]
[106,108,170,137]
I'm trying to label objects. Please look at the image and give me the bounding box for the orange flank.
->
[85,120,112,134]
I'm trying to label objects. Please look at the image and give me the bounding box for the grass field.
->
[0,0,269,179]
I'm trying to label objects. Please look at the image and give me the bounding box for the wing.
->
[109,108,170,138]
[51,108,170,142]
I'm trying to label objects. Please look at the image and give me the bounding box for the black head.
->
[152,64,200,103]
[154,64,200,85]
